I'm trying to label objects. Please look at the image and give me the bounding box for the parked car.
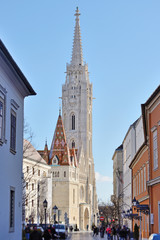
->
[52,224,68,239]
[149,234,160,240]
[37,226,44,233]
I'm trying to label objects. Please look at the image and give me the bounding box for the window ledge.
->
[10,148,16,155]
[153,167,158,171]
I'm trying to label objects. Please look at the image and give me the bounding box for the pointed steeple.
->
[49,114,70,165]
[43,139,49,164]
[71,7,83,66]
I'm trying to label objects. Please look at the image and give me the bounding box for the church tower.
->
[62,7,93,170]
[62,7,97,226]
[39,8,98,230]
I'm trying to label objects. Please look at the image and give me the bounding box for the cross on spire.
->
[71,7,83,66]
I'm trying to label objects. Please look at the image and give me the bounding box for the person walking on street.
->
[42,229,52,240]
[29,226,42,240]
[106,225,112,240]
[25,226,30,240]
[119,225,127,240]
[93,226,97,237]
[100,225,105,238]
[112,226,117,240]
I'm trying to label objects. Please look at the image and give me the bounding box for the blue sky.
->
[1,0,160,202]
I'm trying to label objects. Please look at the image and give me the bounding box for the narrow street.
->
[68,231,108,240]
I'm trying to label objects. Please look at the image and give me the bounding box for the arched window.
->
[72,114,75,130]
[72,140,75,148]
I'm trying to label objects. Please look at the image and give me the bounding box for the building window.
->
[26,199,28,206]
[32,200,34,207]
[73,189,75,204]
[144,166,146,191]
[53,172,54,177]
[0,98,4,141]
[139,172,141,193]
[72,140,75,148]
[38,183,40,192]
[10,187,15,232]
[64,171,66,177]
[32,183,34,190]
[10,110,16,152]
[72,114,75,130]
[141,169,143,192]
[26,182,28,190]
[27,166,29,173]
[38,170,40,176]
[32,167,35,175]
[153,130,158,170]
[0,86,6,144]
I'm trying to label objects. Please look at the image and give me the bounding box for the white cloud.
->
[95,172,112,183]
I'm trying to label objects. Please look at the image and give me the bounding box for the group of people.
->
[25,225,58,240]
[93,224,130,240]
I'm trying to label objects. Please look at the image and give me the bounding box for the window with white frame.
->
[137,175,138,195]
[144,166,146,191]
[9,187,15,232]
[73,189,75,204]
[0,98,4,140]
[0,89,6,143]
[153,130,158,170]
[10,109,16,152]
[141,169,143,192]
[139,172,141,194]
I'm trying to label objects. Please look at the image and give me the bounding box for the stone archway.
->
[84,208,89,230]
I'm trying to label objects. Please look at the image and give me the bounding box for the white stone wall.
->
[122,117,145,228]
[0,43,35,240]
[23,141,51,225]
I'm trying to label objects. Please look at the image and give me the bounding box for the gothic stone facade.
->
[38,8,98,230]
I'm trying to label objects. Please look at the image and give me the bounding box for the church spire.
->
[71,7,83,66]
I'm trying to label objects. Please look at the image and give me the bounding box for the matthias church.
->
[23,7,98,230]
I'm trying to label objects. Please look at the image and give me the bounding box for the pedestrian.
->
[42,229,52,240]
[119,225,127,240]
[51,227,57,239]
[100,226,105,238]
[93,226,97,236]
[29,226,42,240]
[106,225,112,240]
[112,226,117,240]
[25,226,30,240]
[96,226,99,236]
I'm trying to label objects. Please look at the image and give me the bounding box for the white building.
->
[38,7,98,230]
[122,116,144,228]
[0,40,36,240]
[112,144,123,224]
[23,140,52,225]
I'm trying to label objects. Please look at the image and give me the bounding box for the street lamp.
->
[53,205,58,223]
[132,197,150,240]
[53,205,60,238]
[43,199,48,230]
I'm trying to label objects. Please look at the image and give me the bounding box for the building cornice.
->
[129,142,148,169]
[147,176,160,187]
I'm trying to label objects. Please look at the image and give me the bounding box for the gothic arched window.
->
[72,140,75,148]
[72,114,75,130]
